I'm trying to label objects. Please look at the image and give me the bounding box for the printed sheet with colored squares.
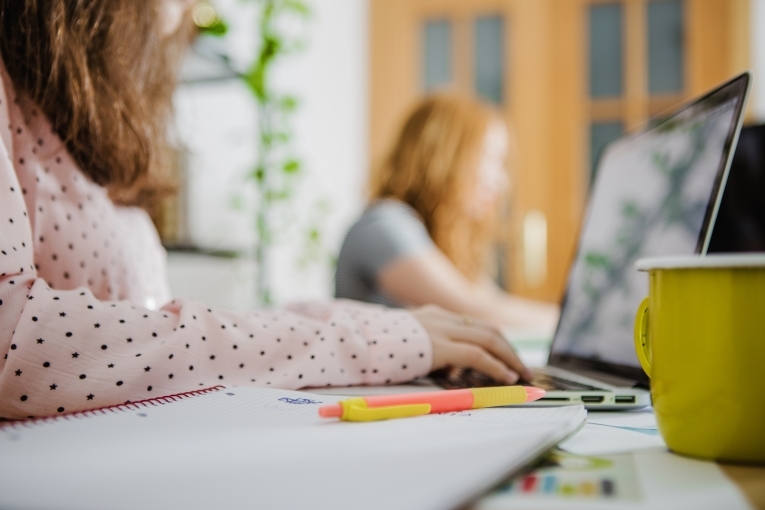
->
[492,450,640,501]
[476,445,752,509]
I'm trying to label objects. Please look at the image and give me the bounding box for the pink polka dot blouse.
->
[0,61,432,419]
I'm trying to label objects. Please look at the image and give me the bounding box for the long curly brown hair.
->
[0,0,192,208]
[369,94,510,281]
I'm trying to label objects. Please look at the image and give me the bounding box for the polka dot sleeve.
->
[0,283,431,419]
[0,62,433,420]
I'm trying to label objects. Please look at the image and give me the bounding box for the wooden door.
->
[370,0,750,302]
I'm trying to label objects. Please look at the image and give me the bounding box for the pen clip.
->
[340,398,431,422]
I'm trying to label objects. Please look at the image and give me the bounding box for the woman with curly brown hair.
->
[0,1,530,419]
[336,94,558,333]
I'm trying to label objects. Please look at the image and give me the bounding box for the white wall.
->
[752,0,765,121]
[269,0,369,304]
[170,0,369,310]
[175,80,258,253]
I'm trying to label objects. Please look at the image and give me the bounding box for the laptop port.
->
[538,397,571,402]
[615,395,636,404]
[581,395,605,403]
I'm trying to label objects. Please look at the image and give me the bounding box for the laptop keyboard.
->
[526,372,603,391]
[430,367,603,391]
[429,367,503,389]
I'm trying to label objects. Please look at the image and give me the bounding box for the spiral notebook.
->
[0,386,585,510]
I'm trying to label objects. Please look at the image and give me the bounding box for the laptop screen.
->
[548,74,750,384]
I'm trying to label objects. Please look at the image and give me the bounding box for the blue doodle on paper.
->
[278,397,321,405]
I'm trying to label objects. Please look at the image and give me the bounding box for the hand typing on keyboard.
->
[412,306,532,385]
[430,367,602,391]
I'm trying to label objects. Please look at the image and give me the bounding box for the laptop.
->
[433,72,752,409]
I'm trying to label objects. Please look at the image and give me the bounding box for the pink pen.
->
[318,386,545,422]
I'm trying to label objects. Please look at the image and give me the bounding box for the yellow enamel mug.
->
[634,254,765,463]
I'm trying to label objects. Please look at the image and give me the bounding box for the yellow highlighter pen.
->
[318,386,545,422]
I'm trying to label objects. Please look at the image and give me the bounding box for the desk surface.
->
[513,339,765,508]
[310,340,765,508]
[312,384,765,508]
[721,464,765,509]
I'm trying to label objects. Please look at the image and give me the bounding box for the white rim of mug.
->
[635,253,765,271]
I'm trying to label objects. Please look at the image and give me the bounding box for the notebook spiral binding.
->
[1,385,225,431]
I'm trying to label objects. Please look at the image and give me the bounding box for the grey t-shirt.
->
[335,200,434,307]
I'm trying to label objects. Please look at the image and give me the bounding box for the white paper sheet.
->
[306,381,441,396]
[0,387,585,510]
[559,423,666,456]
[586,409,657,430]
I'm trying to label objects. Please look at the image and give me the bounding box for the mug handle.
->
[634,297,652,377]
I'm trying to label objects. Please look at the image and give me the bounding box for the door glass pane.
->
[590,122,623,182]
[423,20,452,90]
[589,4,623,98]
[648,0,684,94]
[474,15,505,104]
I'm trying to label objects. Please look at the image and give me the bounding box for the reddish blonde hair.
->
[369,94,509,281]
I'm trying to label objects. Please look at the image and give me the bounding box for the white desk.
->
[310,338,765,509]
[514,339,765,508]
[474,412,764,509]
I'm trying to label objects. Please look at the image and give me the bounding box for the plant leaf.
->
[283,159,301,174]
[198,18,229,37]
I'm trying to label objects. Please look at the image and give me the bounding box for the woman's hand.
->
[411,305,532,384]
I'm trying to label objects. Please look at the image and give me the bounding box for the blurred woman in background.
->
[336,94,558,333]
